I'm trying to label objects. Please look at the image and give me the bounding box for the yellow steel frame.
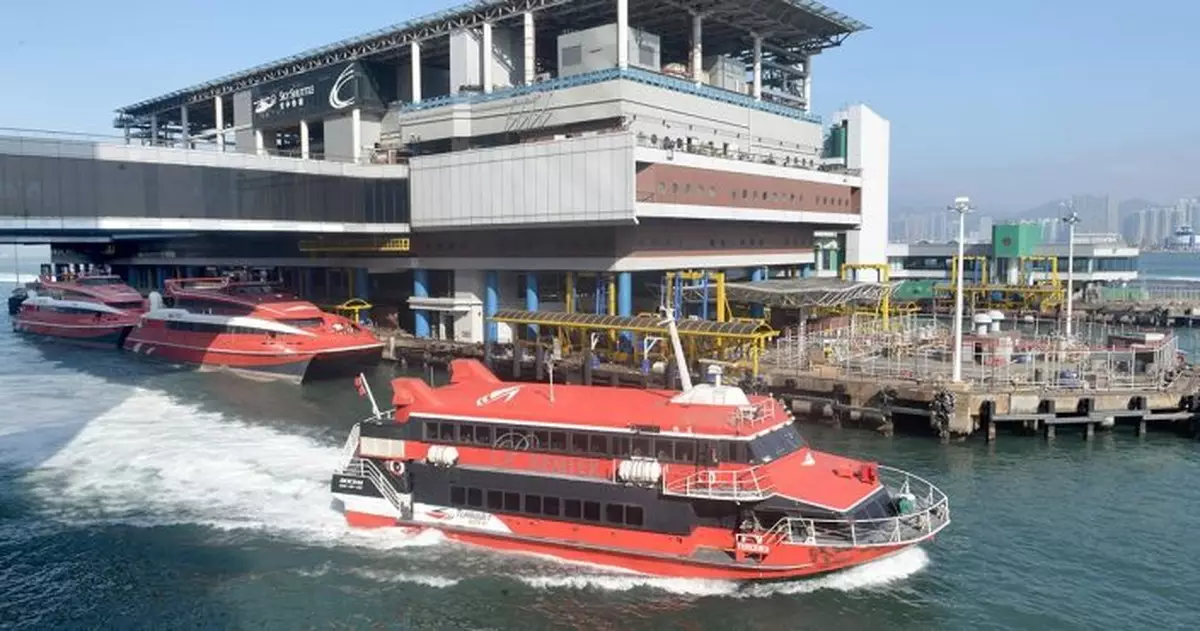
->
[495,311,776,377]
[298,237,411,253]
[933,255,1064,313]
[333,298,373,322]
[949,255,989,286]
[838,263,891,330]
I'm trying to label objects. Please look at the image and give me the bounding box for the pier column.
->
[986,421,997,443]
[1045,424,1056,441]
[214,96,225,151]
[1084,422,1095,441]
[525,272,539,338]
[485,271,499,344]
[179,105,190,148]
[351,108,362,162]
[300,120,310,159]
[616,0,629,69]
[752,35,763,101]
[565,272,576,313]
[618,271,633,347]
[413,269,431,338]
[410,42,422,104]
[690,13,703,85]
[481,21,494,93]
[523,12,536,85]
[1136,419,1147,437]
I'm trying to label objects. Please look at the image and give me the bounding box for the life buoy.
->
[386,460,406,476]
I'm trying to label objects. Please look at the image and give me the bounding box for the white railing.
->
[339,423,361,469]
[662,466,774,501]
[339,456,405,513]
[760,466,949,548]
[731,402,776,431]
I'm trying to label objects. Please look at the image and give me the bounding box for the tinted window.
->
[748,424,807,463]
[486,490,503,510]
[564,499,581,519]
[583,501,601,522]
[543,496,560,516]
[450,486,465,506]
[524,495,542,515]
[467,488,483,508]
[626,506,644,527]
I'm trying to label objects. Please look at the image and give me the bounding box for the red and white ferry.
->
[332,313,949,581]
[12,273,146,347]
[123,277,383,383]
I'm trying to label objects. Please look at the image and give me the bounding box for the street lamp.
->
[948,196,973,383]
[1062,202,1081,341]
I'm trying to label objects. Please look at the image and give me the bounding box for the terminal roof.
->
[116,0,867,120]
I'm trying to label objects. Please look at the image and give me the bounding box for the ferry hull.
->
[13,319,132,348]
[124,337,383,384]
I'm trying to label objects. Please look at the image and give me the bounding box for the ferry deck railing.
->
[662,465,774,502]
[757,466,949,548]
[340,456,405,513]
[338,422,361,469]
[731,402,777,432]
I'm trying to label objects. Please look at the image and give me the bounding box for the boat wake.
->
[14,387,439,551]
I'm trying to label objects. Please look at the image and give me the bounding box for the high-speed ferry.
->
[123,277,383,383]
[331,311,949,580]
[11,274,146,347]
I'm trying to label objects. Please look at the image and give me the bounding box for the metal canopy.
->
[709,278,891,309]
[115,0,866,121]
[491,309,775,339]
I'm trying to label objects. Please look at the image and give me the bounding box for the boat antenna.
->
[659,304,693,393]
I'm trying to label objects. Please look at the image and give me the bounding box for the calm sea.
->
[2,257,1199,630]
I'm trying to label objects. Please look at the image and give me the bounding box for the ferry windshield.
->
[77,277,122,286]
[749,424,807,463]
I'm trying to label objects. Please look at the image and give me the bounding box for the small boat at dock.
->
[11,274,146,347]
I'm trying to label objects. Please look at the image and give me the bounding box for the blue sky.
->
[1,0,1196,212]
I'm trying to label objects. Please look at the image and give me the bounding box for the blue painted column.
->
[617,271,633,348]
[353,269,370,323]
[749,267,766,318]
[413,269,430,338]
[303,268,315,301]
[485,271,499,344]
[595,275,606,314]
[525,272,539,338]
[154,267,166,292]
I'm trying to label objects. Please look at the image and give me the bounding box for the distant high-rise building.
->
[978,215,994,240]
[1105,196,1119,234]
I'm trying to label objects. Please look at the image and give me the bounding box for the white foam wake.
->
[517,547,930,598]
[21,387,437,551]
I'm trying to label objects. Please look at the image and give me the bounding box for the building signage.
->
[251,62,382,127]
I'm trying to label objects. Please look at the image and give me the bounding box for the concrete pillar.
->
[485,271,499,344]
[149,114,158,146]
[525,272,539,338]
[481,22,494,93]
[214,96,225,151]
[616,0,629,69]
[179,105,189,148]
[1045,424,1056,441]
[413,269,430,338]
[523,12,535,85]
[1136,419,1147,436]
[986,422,997,443]
[351,108,362,162]
[254,129,265,156]
[300,120,310,159]
[803,55,813,109]
[691,14,703,85]
[410,42,422,104]
[1084,422,1095,441]
[303,268,315,300]
[752,36,763,101]
[124,123,131,145]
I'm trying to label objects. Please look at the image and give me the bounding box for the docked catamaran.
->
[331,311,949,580]
[12,274,146,347]
[124,277,383,383]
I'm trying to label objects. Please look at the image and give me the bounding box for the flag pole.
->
[357,372,382,418]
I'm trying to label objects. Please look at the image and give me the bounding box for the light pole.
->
[949,196,972,383]
[1062,202,1080,341]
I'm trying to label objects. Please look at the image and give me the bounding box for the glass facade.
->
[0,155,409,225]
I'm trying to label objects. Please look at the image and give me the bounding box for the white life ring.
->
[386,460,406,476]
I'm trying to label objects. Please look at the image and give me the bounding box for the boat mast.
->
[661,305,694,393]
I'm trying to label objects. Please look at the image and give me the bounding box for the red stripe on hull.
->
[344,510,401,529]
[13,319,132,347]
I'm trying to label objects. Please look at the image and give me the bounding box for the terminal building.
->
[0,0,888,343]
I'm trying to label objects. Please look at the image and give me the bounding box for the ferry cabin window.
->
[445,486,643,527]
[582,501,601,522]
[564,499,582,519]
[748,424,807,463]
[450,486,466,506]
[277,317,323,328]
[486,490,503,510]
[467,488,483,508]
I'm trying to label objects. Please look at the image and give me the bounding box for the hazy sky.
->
[1,0,1195,213]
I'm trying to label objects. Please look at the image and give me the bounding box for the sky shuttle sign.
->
[251,62,382,126]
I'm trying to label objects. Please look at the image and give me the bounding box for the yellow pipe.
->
[607,274,616,316]
[715,271,726,323]
[565,272,575,314]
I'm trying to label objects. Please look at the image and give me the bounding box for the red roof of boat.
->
[165,277,328,318]
[38,275,143,303]
[391,359,785,438]
[761,448,882,511]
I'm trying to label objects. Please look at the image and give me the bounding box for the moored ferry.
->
[12,273,146,347]
[331,313,949,580]
[123,277,383,383]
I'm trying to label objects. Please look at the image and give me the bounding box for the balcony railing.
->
[400,67,822,124]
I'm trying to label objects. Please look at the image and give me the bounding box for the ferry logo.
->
[253,94,277,114]
[426,509,450,520]
[476,385,522,407]
[329,64,357,110]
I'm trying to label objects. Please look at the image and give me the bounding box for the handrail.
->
[339,422,361,469]
[662,465,774,501]
[760,465,950,548]
[340,456,404,513]
[731,401,776,431]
